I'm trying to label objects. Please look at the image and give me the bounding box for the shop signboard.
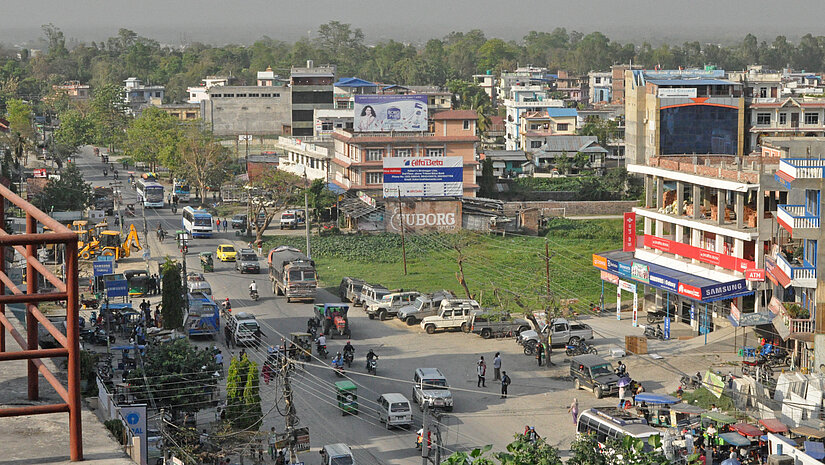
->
[764,256,791,288]
[623,212,636,252]
[617,262,632,277]
[730,301,740,324]
[120,404,147,465]
[744,268,765,281]
[293,427,310,453]
[649,271,678,292]
[632,291,638,327]
[93,260,115,276]
[658,88,698,98]
[592,254,607,270]
[105,278,128,298]
[737,311,776,327]
[663,310,671,339]
[600,270,619,285]
[383,156,463,198]
[690,302,696,325]
[644,235,755,273]
[384,200,461,233]
[630,262,649,284]
[702,370,725,398]
[606,258,619,273]
[677,282,702,300]
[700,280,748,301]
[619,280,636,292]
[355,94,428,132]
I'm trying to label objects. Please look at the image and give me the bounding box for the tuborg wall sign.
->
[385,200,461,233]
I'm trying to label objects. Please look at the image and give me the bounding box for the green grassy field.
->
[263,218,622,312]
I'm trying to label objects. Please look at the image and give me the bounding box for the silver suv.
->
[367,291,420,320]
[412,368,453,412]
[397,290,454,325]
[235,248,260,274]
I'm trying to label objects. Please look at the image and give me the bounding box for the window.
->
[321,122,333,131]
[395,148,411,157]
[366,172,382,185]
[366,149,383,161]
[463,120,471,130]
[756,113,771,125]
[595,77,601,84]
[556,123,569,131]
[237,94,247,98]
[805,112,820,125]
[530,124,541,130]
[426,148,444,157]
[759,87,767,98]
[530,140,542,149]
[779,113,787,125]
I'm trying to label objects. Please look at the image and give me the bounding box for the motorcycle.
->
[565,340,598,356]
[366,357,378,375]
[343,351,354,368]
[680,372,703,390]
[306,319,318,338]
[646,308,676,324]
[249,289,259,301]
[316,343,328,359]
[80,295,99,309]
[332,358,345,377]
[742,358,774,378]
[643,324,666,341]
[82,328,115,345]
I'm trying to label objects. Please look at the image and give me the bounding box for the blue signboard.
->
[93,260,114,276]
[663,312,671,339]
[617,262,632,276]
[700,279,748,301]
[606,259,619,273]
[649,271,678,292]
[120,404,147,465]
[105,279,128,298]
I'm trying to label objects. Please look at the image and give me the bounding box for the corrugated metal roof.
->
[534,135,601,153]
[647,79,738,86]
[334,77,377,88]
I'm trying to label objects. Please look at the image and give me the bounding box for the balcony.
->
[776,204,820,237]
[790,318,815,334]
[334,172,352,190]
[777,158,825,181]
[776,253,817,288]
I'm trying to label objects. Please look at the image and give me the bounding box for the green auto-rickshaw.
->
[335,380,358,416]
[200,252,214,272]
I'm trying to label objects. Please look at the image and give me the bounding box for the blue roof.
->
[647,79,738,86]
[543,108,578,117]
[634,393,680,405]
[334,77,377,88]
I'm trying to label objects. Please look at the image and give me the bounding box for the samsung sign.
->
[701,280,748,301]
[649,272,678,292]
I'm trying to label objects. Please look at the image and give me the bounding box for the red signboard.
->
[677,282,702,300]
[643,235,756,273]
[33,169,47,178]
[744,268,765,282]
[623,212,636,252]
[764,256,791,288]
[600,270,619,285]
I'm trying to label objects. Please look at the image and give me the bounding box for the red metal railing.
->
[0,183,82,461]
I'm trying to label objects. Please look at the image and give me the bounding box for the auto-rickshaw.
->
[125,270,150,297]
[200,252,214,272]
[289,332,312,362]
[335,380,358,416]
[700,411,736,445]
[719,432,752,448]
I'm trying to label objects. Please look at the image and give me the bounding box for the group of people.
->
[215,218,229,232]
[476,352,511,398]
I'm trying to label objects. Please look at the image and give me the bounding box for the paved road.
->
[73,147,746,464]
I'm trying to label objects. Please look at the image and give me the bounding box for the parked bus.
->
[182,206,213,238]
[576,408,662,451]
[136,178,164,208]
[173,178,191,202]
[185,292,220,338]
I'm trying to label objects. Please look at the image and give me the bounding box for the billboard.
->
[385,200,461,233]
[659,103,738,155]
[623,212,636,251]
[383,157,463,198]
[354,94,428,132]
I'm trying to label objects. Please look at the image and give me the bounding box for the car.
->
[338,277,365,303]
[377,393,413,428]
[235,249,260,273]
[412,368,453,411]
[397,290,455,325]
[231,214,247,230]
[517,318,594,350]
[366,291,420,320]
[570,354,619,399]
[359,283,390,311]
[216,244,238,262]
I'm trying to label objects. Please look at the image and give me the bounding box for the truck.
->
[185,292,220,338]
[93,187,115,216]
[517,318,594,353]
[469,311,532,339]
[222,309,261,346]
[397,290,455,325]
[420,299,480,334]
[279,209,305,229]
[366,291,420,321]
[267,246,317,302]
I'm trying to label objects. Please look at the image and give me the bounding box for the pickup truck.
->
[469,311,532,339]
[397,290,455,325]
[366,291,420,320]
[420,299,480,334]
[517,318,594,353]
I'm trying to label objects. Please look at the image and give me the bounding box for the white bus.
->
[173,178,191,202]
[182,206,213,238]
[136,178,164,208]
[576,408,662,451]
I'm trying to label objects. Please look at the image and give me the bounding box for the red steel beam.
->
[28,307,68,349]
[65,239,83,461]
[0,291,69,304]
[0,232,77,246]
[0,230,70,293]
[0,269,23,295]
[0,403,70,417]
[0,347,68,361]
[0,183,73,234]
[0,195,5,353]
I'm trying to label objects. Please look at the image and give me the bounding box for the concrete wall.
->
[204,90,292,137]
[503,200,638,217]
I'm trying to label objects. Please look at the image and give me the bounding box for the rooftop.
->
[432,110,478,120]
[334,77,378,88]
[647,79,739,86]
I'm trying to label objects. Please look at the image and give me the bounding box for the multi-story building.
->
[610,64,642,105]
[518,108,577,151]
[273,136,332,181]
[749,97,825,152]
[314,109,353,137]
[156,103,201,121]
[333,77,379,109]
[473,72,498,104]
[123,77,165,115]
[624,69,745,165]
[202,85,291,136]
[770,143,825,371]
[588,71,612,104]
[291,61,335,137]
[595,153,782,340]
[556,70,587,103]
[503,86,564,150]
[51,81,90,101]
[498,66,557,106]
[331,110,479,197]
[187,76,232,104]
[257,67,286,87]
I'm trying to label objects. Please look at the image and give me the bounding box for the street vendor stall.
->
[670,403,705,430]
[632,393,680,427]
[719,432,752,448]
[758,418,788,434]
[732,422,763,439]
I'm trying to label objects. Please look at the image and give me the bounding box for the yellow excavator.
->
[78,223,141,261]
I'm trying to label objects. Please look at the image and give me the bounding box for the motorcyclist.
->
[365,348,377,371]
[306,317,319,334]
[249,280,258,293]
[315,334,327,355]
[223,298,232,312]
[332,352,344,369]
[343,341,355,357]
[615,361,627,378]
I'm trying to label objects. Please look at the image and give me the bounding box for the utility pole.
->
[281,349,298,463]
[180,232,189,316]
[304,171,311,259]
[421,404,429,465]
[544,240,551,297]
[398,189,407,275]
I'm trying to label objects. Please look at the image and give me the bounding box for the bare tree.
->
[177,125,231,205]
[247,168,303,244]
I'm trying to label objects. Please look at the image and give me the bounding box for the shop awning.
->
[593,250,754,303]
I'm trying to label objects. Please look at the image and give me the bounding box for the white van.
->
[377,393,413,428]
[576,407,661,450]
[320,443,354,465]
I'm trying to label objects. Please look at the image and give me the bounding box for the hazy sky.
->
[2,0,824,46]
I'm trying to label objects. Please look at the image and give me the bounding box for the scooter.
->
[82,327,115,345]
[366,356,378,375]
[680,372,703,389]
[249,289,259,301]
[332,358,345,377]
[643,324,666,341]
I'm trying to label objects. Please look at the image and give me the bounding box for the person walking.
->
[477,356,486,387]
[223,219,228,232]
[568,398,579,424]
[500,371,511,398]
[216,218,221,230]
[268,427,278,460]
[536,341,543,366]
[493,352,502,380]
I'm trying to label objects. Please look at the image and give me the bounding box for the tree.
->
[305,178,336,223]
[554,152,571,174]
[247,168,303,243]
[34,163,93,212]
[89,83,129,151]
[572,152,591,172]
[579,116,618,148]
[479,158,496,198]
[225,354,262,431]
[568,434,608,465]
[124,106,183,171]
[160,257,184,330]
[54,109,94,153]
[176,124,232,205]
[125,338,218,421]
[441,432,562,465]
[3,99,35,166]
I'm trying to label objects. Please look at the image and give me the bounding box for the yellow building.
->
[518,108,577,151]
[156,103,201,121]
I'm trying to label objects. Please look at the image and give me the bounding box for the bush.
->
[104,419,125,444]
